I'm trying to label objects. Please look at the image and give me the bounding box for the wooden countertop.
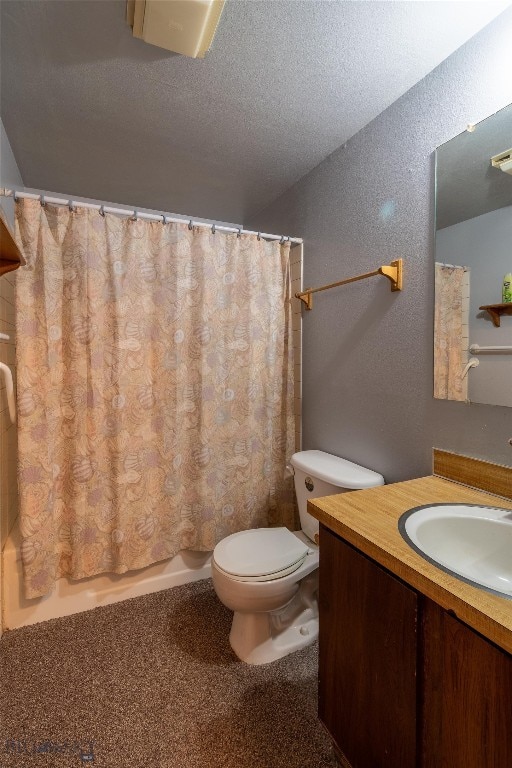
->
[308,476,512,654]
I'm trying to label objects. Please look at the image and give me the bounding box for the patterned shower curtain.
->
[434,262,467,402]
[15,198,295,598]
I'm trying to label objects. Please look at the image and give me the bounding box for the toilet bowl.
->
[211,450,384,664]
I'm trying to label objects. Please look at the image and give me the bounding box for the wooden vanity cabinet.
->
[319,525,418,768]
[319,524,512,768]
[420,599,512,768]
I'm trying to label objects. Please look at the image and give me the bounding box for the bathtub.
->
[2,520,212,630]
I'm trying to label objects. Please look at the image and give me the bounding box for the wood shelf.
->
[0,213,25,277]
[479,303,512,327]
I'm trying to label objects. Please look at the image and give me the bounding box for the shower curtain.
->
[15,198,295,598]
[434,262,468,402]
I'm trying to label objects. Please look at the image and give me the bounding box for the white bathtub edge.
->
[2,526,212,630]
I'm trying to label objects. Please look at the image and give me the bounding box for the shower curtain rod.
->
[0,188,303,245]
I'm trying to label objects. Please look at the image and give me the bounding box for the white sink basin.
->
[398,504,512,598]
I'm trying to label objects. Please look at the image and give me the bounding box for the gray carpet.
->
[0,579,338,768]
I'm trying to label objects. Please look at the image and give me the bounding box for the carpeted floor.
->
[0,579,338,768]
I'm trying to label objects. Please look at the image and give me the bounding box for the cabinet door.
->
[421,599,512,768]
[319,525,418,768]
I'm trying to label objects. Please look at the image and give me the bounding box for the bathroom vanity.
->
[308,451,512,768]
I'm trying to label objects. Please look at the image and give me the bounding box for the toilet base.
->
[228,571,319,665]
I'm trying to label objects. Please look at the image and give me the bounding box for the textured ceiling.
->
[1,0,510,224]
[436,102,512,230]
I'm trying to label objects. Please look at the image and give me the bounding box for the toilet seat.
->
[213,527,310,582]
[213,556,307,583]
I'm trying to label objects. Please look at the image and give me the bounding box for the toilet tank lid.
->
[290,450,384,489]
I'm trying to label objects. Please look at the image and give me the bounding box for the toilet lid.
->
[213,527,309,578]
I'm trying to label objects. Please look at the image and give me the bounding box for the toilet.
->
[211,450,384,664]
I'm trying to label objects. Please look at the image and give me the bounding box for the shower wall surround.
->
[0,278,17,548]
[0,118,22,638]
[248,8,512,480]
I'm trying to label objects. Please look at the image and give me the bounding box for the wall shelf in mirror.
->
[479,303,512,328]
[0,212,25,276]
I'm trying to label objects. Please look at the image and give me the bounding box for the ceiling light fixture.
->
[126,0,225,58]
[491,148,512,175]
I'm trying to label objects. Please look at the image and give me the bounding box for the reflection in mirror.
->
[434,103,512,407]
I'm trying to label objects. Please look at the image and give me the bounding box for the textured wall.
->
[248,9,512,483]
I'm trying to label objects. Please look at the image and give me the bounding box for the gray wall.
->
[0,118,24,227]
[436,206,512,408]
[248,9,512,482]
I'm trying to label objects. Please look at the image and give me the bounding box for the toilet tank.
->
[290,450,385,543]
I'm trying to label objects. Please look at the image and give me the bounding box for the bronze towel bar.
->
[295,259,403,310]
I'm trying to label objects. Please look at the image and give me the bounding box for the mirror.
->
[434,103,512,407]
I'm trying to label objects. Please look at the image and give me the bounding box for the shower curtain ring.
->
[68,200,75,212]
[188,219,193,230]
[211,223,216,234]
[280,235,285,244]
[131,210,138,222]
[162,215,167,225]
[40,194,46,207]
[257,232,261,241]
[99,205,105,217]
[237,228,242,238]
[13,190,18,203]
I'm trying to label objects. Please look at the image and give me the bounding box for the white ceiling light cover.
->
[126,0,225,58]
